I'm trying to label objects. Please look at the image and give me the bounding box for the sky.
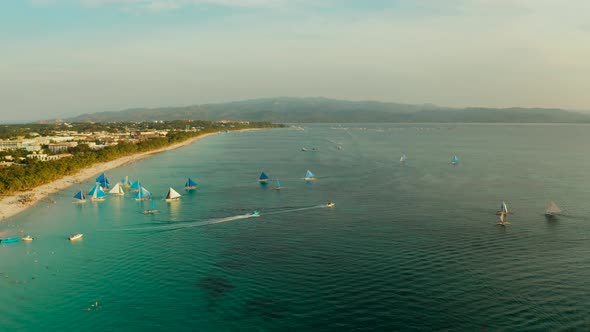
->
[1,0,590,122]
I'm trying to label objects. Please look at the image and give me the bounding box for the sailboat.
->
[88,183,107,201]
[271,178,282,190]
[130,180,141,192]
[121,176,131,189]
[545,201,561,218]
[73,190,86,203]
[135,185,151,201]
[96,173,110,189]
[109,183,125,196]
[165,187,181,202]
[258,172,269,184]
[143,201,158,214]
[400,154,408,163]
[496,211,510,226]
[184,178,198,191]
[304,170,315,181]
[495,201,509,215]
[451,155,460,165]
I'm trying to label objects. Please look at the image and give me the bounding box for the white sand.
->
[0,129,258,221]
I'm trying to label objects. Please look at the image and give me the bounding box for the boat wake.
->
[106,213,257,232]
[103,204,328,232]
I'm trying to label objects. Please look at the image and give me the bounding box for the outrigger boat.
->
[73,190,86,203]
[135,185,151,201]
[271,178,282,190]
[88,183,107,202]
[400,154,407,163]
[545,201,561,219]
[259,172,270,184]
[326,202,336,208]
[250,211,260,217]
[496,212,510,226]
[165,187,181,202]
[108,183,125,196]
[143,201,158,214]
[495,201,509,215]
[0,238,19,244]
[68,233,83,241]
[184,178,198,191]
[21,235,33,241]
[304,170,315,181]
[451,155,460,165]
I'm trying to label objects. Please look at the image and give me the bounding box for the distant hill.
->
[65,97,590,123]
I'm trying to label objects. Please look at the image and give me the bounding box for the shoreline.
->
[0,128,261,221]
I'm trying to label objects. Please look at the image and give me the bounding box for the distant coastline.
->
[0,128,262,221]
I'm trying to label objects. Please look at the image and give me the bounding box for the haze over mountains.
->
[64,97,590,123]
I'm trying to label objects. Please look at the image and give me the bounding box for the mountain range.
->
[64,97,590,123]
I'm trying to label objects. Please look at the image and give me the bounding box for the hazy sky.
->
[1,0,590,122]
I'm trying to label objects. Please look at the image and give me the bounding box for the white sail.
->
[109,183,124,195]
[502,201,508,214]
[166,187,181,200]
[546,201,561,215]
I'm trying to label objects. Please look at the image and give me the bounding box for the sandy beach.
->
[0,129,257,221]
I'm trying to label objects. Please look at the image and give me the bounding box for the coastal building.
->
[48,142,78,153]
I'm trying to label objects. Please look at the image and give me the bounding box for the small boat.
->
[400,154,407,163]
[73,190,86,203]
[545,201,561,218]
[495,201,509,215]
[271,178,282,190]
[301,147,308,152]
[165,187,181,202]
[0,238,19,244]
[96,173,110,189]
[185,177,198,191]
[130,180,141,192]
[259,172,270,184]
[496,212,510,226]
[121,176,131,189]
[337,146,342,150]
[326,202,336,208]
[451,155,460,165]
[21,235,33,241]
[143,201,158,214]
[108,183,125,196]
[88,183,107,201]
[250,211,260,217]
[68,233,83,241]
[135,185,151,201]
[304,170,315,181]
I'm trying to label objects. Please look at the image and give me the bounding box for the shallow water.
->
[2,124,590,331]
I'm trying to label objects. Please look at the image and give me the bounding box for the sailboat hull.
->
[165,198,180,202]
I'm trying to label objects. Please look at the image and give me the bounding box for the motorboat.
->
[68,233,83,241]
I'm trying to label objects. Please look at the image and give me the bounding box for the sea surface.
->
[2,123,590,331]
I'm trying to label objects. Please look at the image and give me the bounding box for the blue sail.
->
[130,180,141,190]
[89,183,106,199]
[151,201,156,210]
[305,170,314,178]
[73,190,85,200]
[185,178,198,187]
[95,187,107,199]
[137,186,151,199]
[259,172,269,180]
[451,155,460,163]
[88,183,100,196]
[96,173,110,189]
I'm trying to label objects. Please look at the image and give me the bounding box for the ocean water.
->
[2,123,590,331]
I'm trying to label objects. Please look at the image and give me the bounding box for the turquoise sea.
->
[2,124,590,331]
